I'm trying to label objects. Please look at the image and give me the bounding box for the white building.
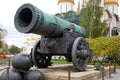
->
[58,0,120,36]
[58,0,74,13]
[23,34,41,54]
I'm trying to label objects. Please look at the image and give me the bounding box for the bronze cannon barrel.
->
[14,3,86,37]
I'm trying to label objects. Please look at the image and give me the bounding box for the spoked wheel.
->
[72,37,90,71]
[32,40,52,68]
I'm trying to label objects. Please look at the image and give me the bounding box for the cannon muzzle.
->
[14,3,86,37]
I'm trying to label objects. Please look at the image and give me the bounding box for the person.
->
[1,54,6,60]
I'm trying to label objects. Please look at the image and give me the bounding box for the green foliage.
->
[107,36,120,64]
[51,59,71,65]
[0,27,7,41]
[0,49,6,55]
[79,0,108,38]
[86,37,109,58]
[0,26,7,49]
[9,45,21,54]
[86,36,120,64]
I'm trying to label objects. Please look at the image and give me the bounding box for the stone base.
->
[32,64,114,80]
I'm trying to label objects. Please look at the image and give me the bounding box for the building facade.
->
[58,0,120,36]
[23,34,41,54]
[58,0,74,13]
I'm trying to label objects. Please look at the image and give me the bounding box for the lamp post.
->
[108,18,112,38]
[117,22,120,35]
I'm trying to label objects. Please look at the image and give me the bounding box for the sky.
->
[0,0,120,48]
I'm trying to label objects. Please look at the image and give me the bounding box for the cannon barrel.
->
[14,3,86,37]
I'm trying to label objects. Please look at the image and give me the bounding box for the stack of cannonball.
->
[0,53,44,80]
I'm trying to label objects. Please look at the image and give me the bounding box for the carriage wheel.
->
[72,37,90,71]
[32,40,51,68]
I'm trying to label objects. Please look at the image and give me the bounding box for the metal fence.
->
[0,59,11,80]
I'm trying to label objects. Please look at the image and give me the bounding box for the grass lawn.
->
[0,60,10,66]
[51,59,72,65]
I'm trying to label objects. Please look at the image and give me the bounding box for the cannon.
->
[14,3,92,71]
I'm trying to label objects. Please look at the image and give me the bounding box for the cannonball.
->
[23,70,44,80]
[12,53,33,71]
[0,69,22,80]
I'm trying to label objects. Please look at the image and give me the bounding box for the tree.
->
[9,45,21,54]
[0,25,7,48]
[79,0,108,38]
[0,25,8,55]
[0,50,6,55]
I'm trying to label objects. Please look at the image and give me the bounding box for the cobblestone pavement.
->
[105,69,120,80]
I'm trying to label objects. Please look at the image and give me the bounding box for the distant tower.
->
[58,0,74,13]
[104,0,119,15]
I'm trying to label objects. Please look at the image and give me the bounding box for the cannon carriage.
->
[14,3,92,71]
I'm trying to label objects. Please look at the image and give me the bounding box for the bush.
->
[86,36,120,64]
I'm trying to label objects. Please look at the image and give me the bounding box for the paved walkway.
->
[0,66,120,80]
[0,66,8,74]
[105,69,120,80]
